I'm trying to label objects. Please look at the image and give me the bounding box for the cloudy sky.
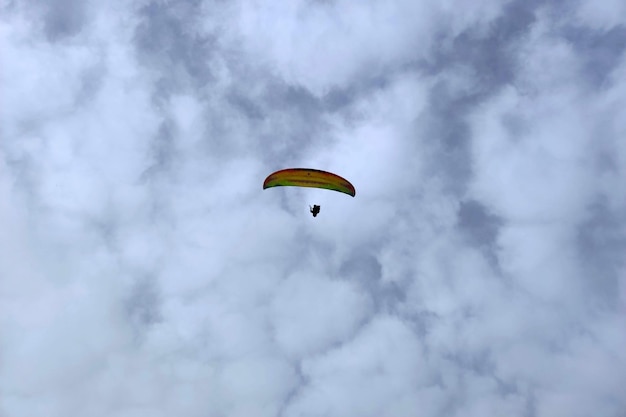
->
[1,0,625,416]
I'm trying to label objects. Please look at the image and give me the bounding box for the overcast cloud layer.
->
[1,1,625,416]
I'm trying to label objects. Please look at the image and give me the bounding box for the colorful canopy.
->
[263,168,356,197]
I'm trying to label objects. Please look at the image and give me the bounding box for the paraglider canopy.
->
[262,168,356,197]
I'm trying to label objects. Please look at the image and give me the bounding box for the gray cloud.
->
[562,25,626,88]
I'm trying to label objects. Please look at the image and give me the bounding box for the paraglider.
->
[309,205,321,217]
[263,168,355,217]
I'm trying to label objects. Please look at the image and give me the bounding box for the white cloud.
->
[1,1,625,416]
[575,0,626,29]
[284,315,433,417]
[270,271,372,359]
[234,0,507,95]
